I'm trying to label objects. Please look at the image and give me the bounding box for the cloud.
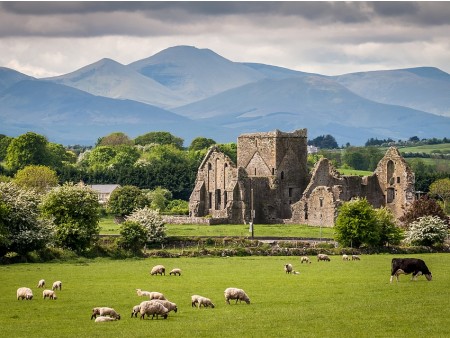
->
[0,1,449,77]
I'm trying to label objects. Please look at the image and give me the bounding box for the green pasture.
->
[2,254,449,337]
[337,168,373,176]
[399,143,450,154]
[99,216,336,239]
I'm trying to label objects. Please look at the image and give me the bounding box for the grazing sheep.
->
[17,287,33,300]
[169,268,182,276]
[136,288,152,298]
[37,279,45,288]
[317,254,330,262]
[131,305,140,318]
[191,294,201,307]
[197,296,215,308]
[152,299,178,313]
[52,281,62,291]
[148,291,166,300]
[300,256,311,264]
[284,263,293,274]
[150,265,166,276]
[224,287,250,305]
[95,316,117,322]
[352,255,361,261]
[43,289,57,300]
[342,254,350,261]
[91,307,121,320]
[139,300,169,320]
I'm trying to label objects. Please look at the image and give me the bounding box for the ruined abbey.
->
[188,129,415,227]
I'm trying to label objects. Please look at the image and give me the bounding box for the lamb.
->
[342,254,350,261]
[95,316,118,322]
[43,289,57,300]
[197,296,215,308]
[284,263,293,274]
[52,281,62,291]
[17,287,33,300]
[149,291,166,300]
[169,268,182,276]
[37,279,45,288]
[352,255,361,261]
[139,300,169,320]
[131,305,140,318]
[91,307,121,320]
[300,256,311,264]
[150,264,166,276]
[152,299,178,313]
[224,287,250,305]
[317,254,330,262]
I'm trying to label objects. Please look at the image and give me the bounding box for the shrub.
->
[404,215,448,246]
[125,207,166,244]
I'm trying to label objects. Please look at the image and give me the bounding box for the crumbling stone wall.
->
[189,130,415,227]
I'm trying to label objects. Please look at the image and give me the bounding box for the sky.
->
[1,1,450,78]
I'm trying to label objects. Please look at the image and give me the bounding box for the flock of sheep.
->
[284,254,361,274]
[16,264,251,323]
[16,280,62,301]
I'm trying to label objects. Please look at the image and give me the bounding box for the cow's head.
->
[425,273,432,281]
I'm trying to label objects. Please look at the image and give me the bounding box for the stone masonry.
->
[189,129,415,226]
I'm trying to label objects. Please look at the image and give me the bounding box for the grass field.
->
[399,143,450,154]
[2,254,450,337]
[99,216,336,239]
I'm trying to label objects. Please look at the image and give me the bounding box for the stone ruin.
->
[188,129,415,227]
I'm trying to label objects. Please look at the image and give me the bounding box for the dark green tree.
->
[399,195,448,228]
[97,132,133,147]
[308,135,338,149]
[107,185,149,218]
[0,135,13,161]
[189,137,216,151]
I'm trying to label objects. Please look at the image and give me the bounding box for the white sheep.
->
[342,254,350,261]
[152,299,178,313]
[139,300,169,320]
[169,268,182,276]
[150,265,166,276]
[91,307,121,320]
[352,255,361,261]
[317,254,330,262]
[43,289,57,300]
[95,316,118,322]
[148,291,166,300]
[136,288,152,298]
[17,287,33,300]
[284,263,293,274]
[197,296,215,308]
[224,287,250,305]
[52,281,62,291]
[37,279,45,288]
[191,294,201,307]
[300,256,311,264]
[131,305,140,318]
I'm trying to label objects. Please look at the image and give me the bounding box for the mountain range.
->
[1,45,449,146]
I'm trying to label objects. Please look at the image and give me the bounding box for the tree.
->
[375,207,403,246]
[189,137,216,151]
[134,131,184,149]
[308,135,338,149]
[40,183,100,252]
[97,132,133,147]
[107,185,149,218]
[334,198,381,248]
[146,187,172,211]
[125,207,166,244]
[0,135,13,161]
[0,182,54,256]
[399,195,447,228]
[14,165,59,193]
[429,178,450,214]
[118,220,148,253]
[5,132,50,171]
[404,215,448,246]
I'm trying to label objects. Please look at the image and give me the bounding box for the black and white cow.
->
[390,258,432,283]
